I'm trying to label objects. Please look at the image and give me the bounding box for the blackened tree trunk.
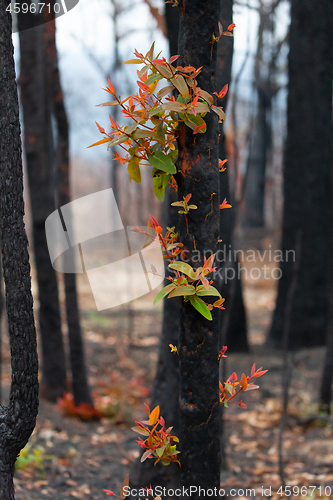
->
[268,0,333,349]
[319,144,333,413]
[0,4,39,497]
[18,7,67,401]
[217,0,248,354]
[177,2,221,495]
[129,6,181,495]
[44,3,93,406]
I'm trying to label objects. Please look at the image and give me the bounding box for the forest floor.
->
[2,230,333,500]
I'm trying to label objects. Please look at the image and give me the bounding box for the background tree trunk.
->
[44,2,93,407]
[177,2,221,495]
[18,6,67,401]
[268,0,333,349]
[0,4,39,497]
[217,0,248,354]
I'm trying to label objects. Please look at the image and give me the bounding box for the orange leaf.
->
[149,405,160,425]
[220,198,232,209]
[121,475,129,499]
[240,373,248,391]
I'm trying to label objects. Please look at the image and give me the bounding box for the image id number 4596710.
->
[276,485,332,497]
[7,2,62,14]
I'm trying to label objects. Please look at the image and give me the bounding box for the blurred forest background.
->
[0,0,332,498]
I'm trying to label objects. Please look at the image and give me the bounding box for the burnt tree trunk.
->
[44,3,93,406]
[0,4,39,497]
[319,135,333,413]
[177,2,221,495]
[268,0,333,349]
[217,0,248,354]
[18,6,67,401]
[129,5,181,494]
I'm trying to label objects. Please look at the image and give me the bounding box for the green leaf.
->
[225,382,233,395]
[127,160,141,183]
[168,285,196,298]
[199,90,214,105]
[162,102,185,113]
[155,64,173,79]
[153,176,166,201]
[106,134,129,148]
[188,102,209,114]
[138,64,151,78]
[196,285,221,297]
[162,460,171,466]
[170,75,189,98]
[131,426,150,436]
[145,73,163,86]
[223,400,229,408]
[169,262,196,279]
[155,121,165,145]
[157,86,174,99]
[189,297,212,321]
[132,128,158,140]
[156,446,165,457]
[148,151,177,174]
[179,112,207,133]
[153,284,176,305]
[211,106,226,121]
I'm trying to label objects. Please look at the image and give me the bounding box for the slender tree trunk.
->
[17,6,67,401]
[177,2,221,495]
[217,0,248,354]
[44,5,93,406]
[268,0,333,349]
[0,3,39,496]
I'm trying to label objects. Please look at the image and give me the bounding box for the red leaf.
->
[104,490,115,496]
[228,23,236,31]
[95,121,105,134]
[251,363,256,377]
[218,84,228,99]
[169,55,180,64]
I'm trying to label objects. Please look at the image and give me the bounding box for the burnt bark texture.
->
[177,2,221,495]
[44,2,93,407]
[0,3,39,497]
[129,5,181,494]
[18,6,67,401]
[216,0,248,354]
[268,0,333,349]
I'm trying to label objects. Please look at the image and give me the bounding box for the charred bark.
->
[177,2,221,495]
[17,6,67,401]
[268,0,333,349]
[0,3,39,497]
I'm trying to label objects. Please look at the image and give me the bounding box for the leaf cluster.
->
[89,42,230,201]
[132,405,181,467]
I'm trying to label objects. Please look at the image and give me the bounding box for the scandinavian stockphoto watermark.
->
[45,188,165,311]
[9,0,81,33]
[173,246,295,283]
